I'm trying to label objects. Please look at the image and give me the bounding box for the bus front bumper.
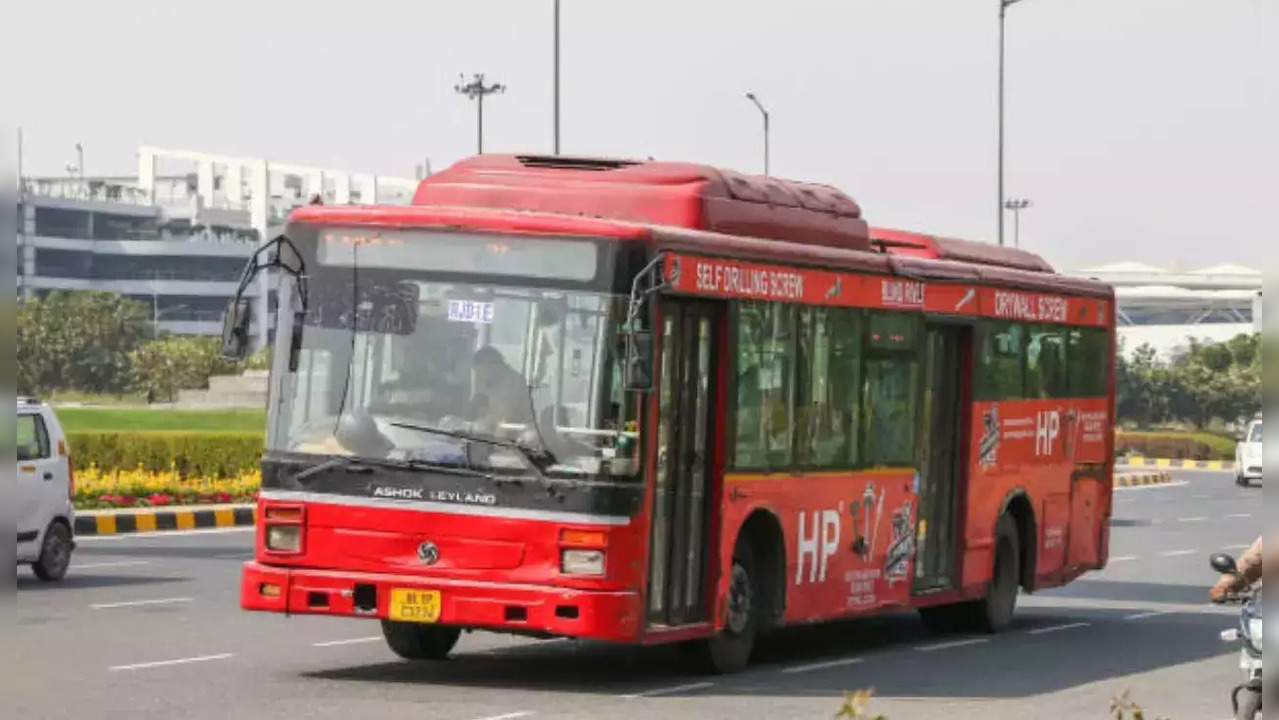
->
[241,562,643,643]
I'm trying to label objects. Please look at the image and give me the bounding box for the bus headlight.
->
[1248,618,1263,647]
[561,549,605,576]
[266,525,302,553]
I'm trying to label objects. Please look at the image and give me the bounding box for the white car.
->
[1235,417,1262,487]
[16,397,76,581]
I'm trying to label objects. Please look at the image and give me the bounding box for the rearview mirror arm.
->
[231,235,309,312]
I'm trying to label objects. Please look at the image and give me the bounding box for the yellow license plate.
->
[388,588,442,624]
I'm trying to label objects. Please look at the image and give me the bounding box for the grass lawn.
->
[58,407,267,434]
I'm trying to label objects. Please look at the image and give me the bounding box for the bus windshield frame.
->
[264,223,642,481]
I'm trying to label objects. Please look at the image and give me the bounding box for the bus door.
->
[646,299,721,627]
[913,322,970,594]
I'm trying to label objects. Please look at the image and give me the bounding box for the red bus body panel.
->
[242,154,1116,646]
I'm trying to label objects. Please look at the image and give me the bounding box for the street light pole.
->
[1004,198,1032,248]
[553,0,561,154]
[745,92,770,176]
[455,73,506,155]
[998,0,1027,246]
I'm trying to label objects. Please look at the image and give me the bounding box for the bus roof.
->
[409,154,872,253]
[870,227,1057,274]
[287,154,1110,300]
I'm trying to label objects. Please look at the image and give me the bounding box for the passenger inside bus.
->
[471,345,536,431]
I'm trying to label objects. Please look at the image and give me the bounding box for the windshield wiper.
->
[388,420,562,497]
[288,451,492,487]
[289,455,376,486]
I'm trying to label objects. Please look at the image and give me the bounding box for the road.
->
[12,470,1260,720]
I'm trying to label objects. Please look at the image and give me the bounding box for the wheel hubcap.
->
[47,533,69,571]
[726,562,753,635]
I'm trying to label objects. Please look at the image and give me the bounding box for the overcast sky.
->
[10,0,1275,270]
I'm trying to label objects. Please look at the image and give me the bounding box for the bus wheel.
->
[380,621,462,661]
[970,514,1021,633]
[685,536,759,675]
[926,514,1020,635]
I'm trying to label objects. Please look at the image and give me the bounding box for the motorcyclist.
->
[1210,535,1265,602]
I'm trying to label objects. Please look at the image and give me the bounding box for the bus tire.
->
[684,535,759,675]
[380,621,462,661]
[924,514,1020,635]
[968,514,1021,633]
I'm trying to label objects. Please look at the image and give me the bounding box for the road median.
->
[1119,456,1234,471]
[74,504,256,536]
[1114,470,1175,488]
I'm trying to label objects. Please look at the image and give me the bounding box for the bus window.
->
[797,307,862,469]
[977,322,1026,401]
[1026,326,1069,399]
[1067,328,1111,397]
[732,302,795,470]
[861,311,920,468]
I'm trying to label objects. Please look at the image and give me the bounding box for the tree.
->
[16,290,266,401]
[1167,334,1261,428]
[129,336,242,403]
[1116,341,1165,427]
[1115,333,1259,430]
[16,291,151,395]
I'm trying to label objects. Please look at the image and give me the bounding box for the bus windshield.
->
[267,227,640,479]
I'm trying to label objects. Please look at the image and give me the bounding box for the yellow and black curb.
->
[1120,456,1235,471]
[74,506,257,536]
[1114,471,1175,488]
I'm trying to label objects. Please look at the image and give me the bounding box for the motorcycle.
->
[1210,552,1264,720]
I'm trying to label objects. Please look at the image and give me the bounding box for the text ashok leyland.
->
[371,486,498,506]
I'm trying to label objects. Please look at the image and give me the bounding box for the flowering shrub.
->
[70,431,262,478]
[74,465,259,509]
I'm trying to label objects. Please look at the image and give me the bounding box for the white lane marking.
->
[212,553,253,560]
[780,656,864,674]
[621,681,716,699]
[1160,550,1197,558]
[312,636,382,648]
[91,597,192,610]
[1177,517,1207,523]
[1191,494,1211,499]
[470,713,534,720]
[1224,544,1253,551]
[915,638,991,652]
[1224,514,1253,520]
[72,560,150,570]
[1109,556,1139,563]
[1028,622,1091,635]
[1126,610,1174,621]
[109,653,234,672]
[78,527,255,542]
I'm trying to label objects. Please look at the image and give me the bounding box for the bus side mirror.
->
[220,297,253,361]
[624,331,654,392]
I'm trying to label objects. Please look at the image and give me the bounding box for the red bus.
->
[225,155,1116,673]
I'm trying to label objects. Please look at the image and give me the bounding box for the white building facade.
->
[17,146,417,350]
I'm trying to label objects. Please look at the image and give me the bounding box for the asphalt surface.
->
[10,470,1262,720]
